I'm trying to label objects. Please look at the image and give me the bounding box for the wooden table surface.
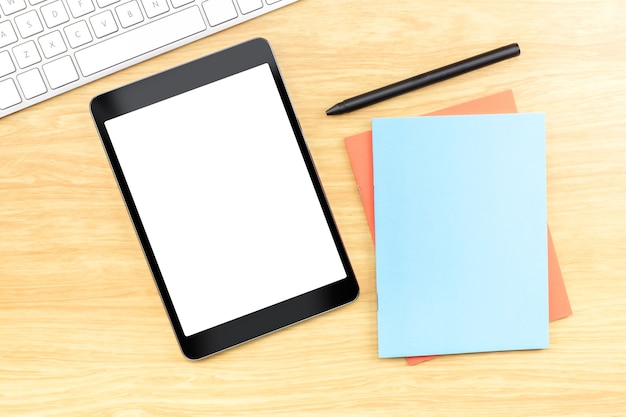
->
[2,0,625,415]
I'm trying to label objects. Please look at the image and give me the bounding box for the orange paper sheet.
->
[344,90,572,365]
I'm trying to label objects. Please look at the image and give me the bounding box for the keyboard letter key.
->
[95,0,119,7]
[41,1,70,28]
[0,0,27,15]
[13,40,41,68]
[0,21,19,48]
[171,0,194,8]
[116,1,144,28]
[66,0,95,18]
[64,20,93,48]
[202,0,238,27]
[90,10,118,38]
[236,0,262,14]
[43,55,79,89]
[14,10,44,38]
[39,31,68,59]
[140,0,169,18]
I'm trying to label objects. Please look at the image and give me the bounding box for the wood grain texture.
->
[2,0,625,415]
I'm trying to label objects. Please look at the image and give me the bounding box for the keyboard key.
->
[237,0,262,14]
[0,0,27,15]
[96,0,119,7]
[17,67,47,99]
[42,55,79,88]
[41,1,70,28]
[265,0,281,4]
[28,0,47,5]
[0,21,19,48]
[0,79,22,109]
[66,0,95,18]
[90,10,118,38]
[202,0,238,27]
[0,50,16,77]
[75,6,206,76]
[116,0,144,28]
[64,20,93,48]
[39,30,67,58]
[14,9,44,38]
[171,0,194,8]
[13,40,41,68]
[141,0,169,18]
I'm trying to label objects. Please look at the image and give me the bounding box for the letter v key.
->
[89,10,118,38]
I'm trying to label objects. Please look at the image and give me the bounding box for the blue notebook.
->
[372,113,549,358]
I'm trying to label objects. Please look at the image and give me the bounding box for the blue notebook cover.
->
[372,113,549,358]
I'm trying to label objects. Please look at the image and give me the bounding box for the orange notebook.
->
[344,90,572,365]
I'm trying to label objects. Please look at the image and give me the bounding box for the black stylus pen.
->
[326,43,521,115]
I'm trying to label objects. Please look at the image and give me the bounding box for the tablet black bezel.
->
[90,38,359,360]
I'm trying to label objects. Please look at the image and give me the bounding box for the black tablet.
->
[90,38,359,360]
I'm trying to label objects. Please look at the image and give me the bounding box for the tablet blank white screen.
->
[105,64,346,336]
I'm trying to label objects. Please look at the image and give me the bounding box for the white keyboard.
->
[0,0,299,118]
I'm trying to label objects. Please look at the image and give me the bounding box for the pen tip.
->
[326,103,343,116]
